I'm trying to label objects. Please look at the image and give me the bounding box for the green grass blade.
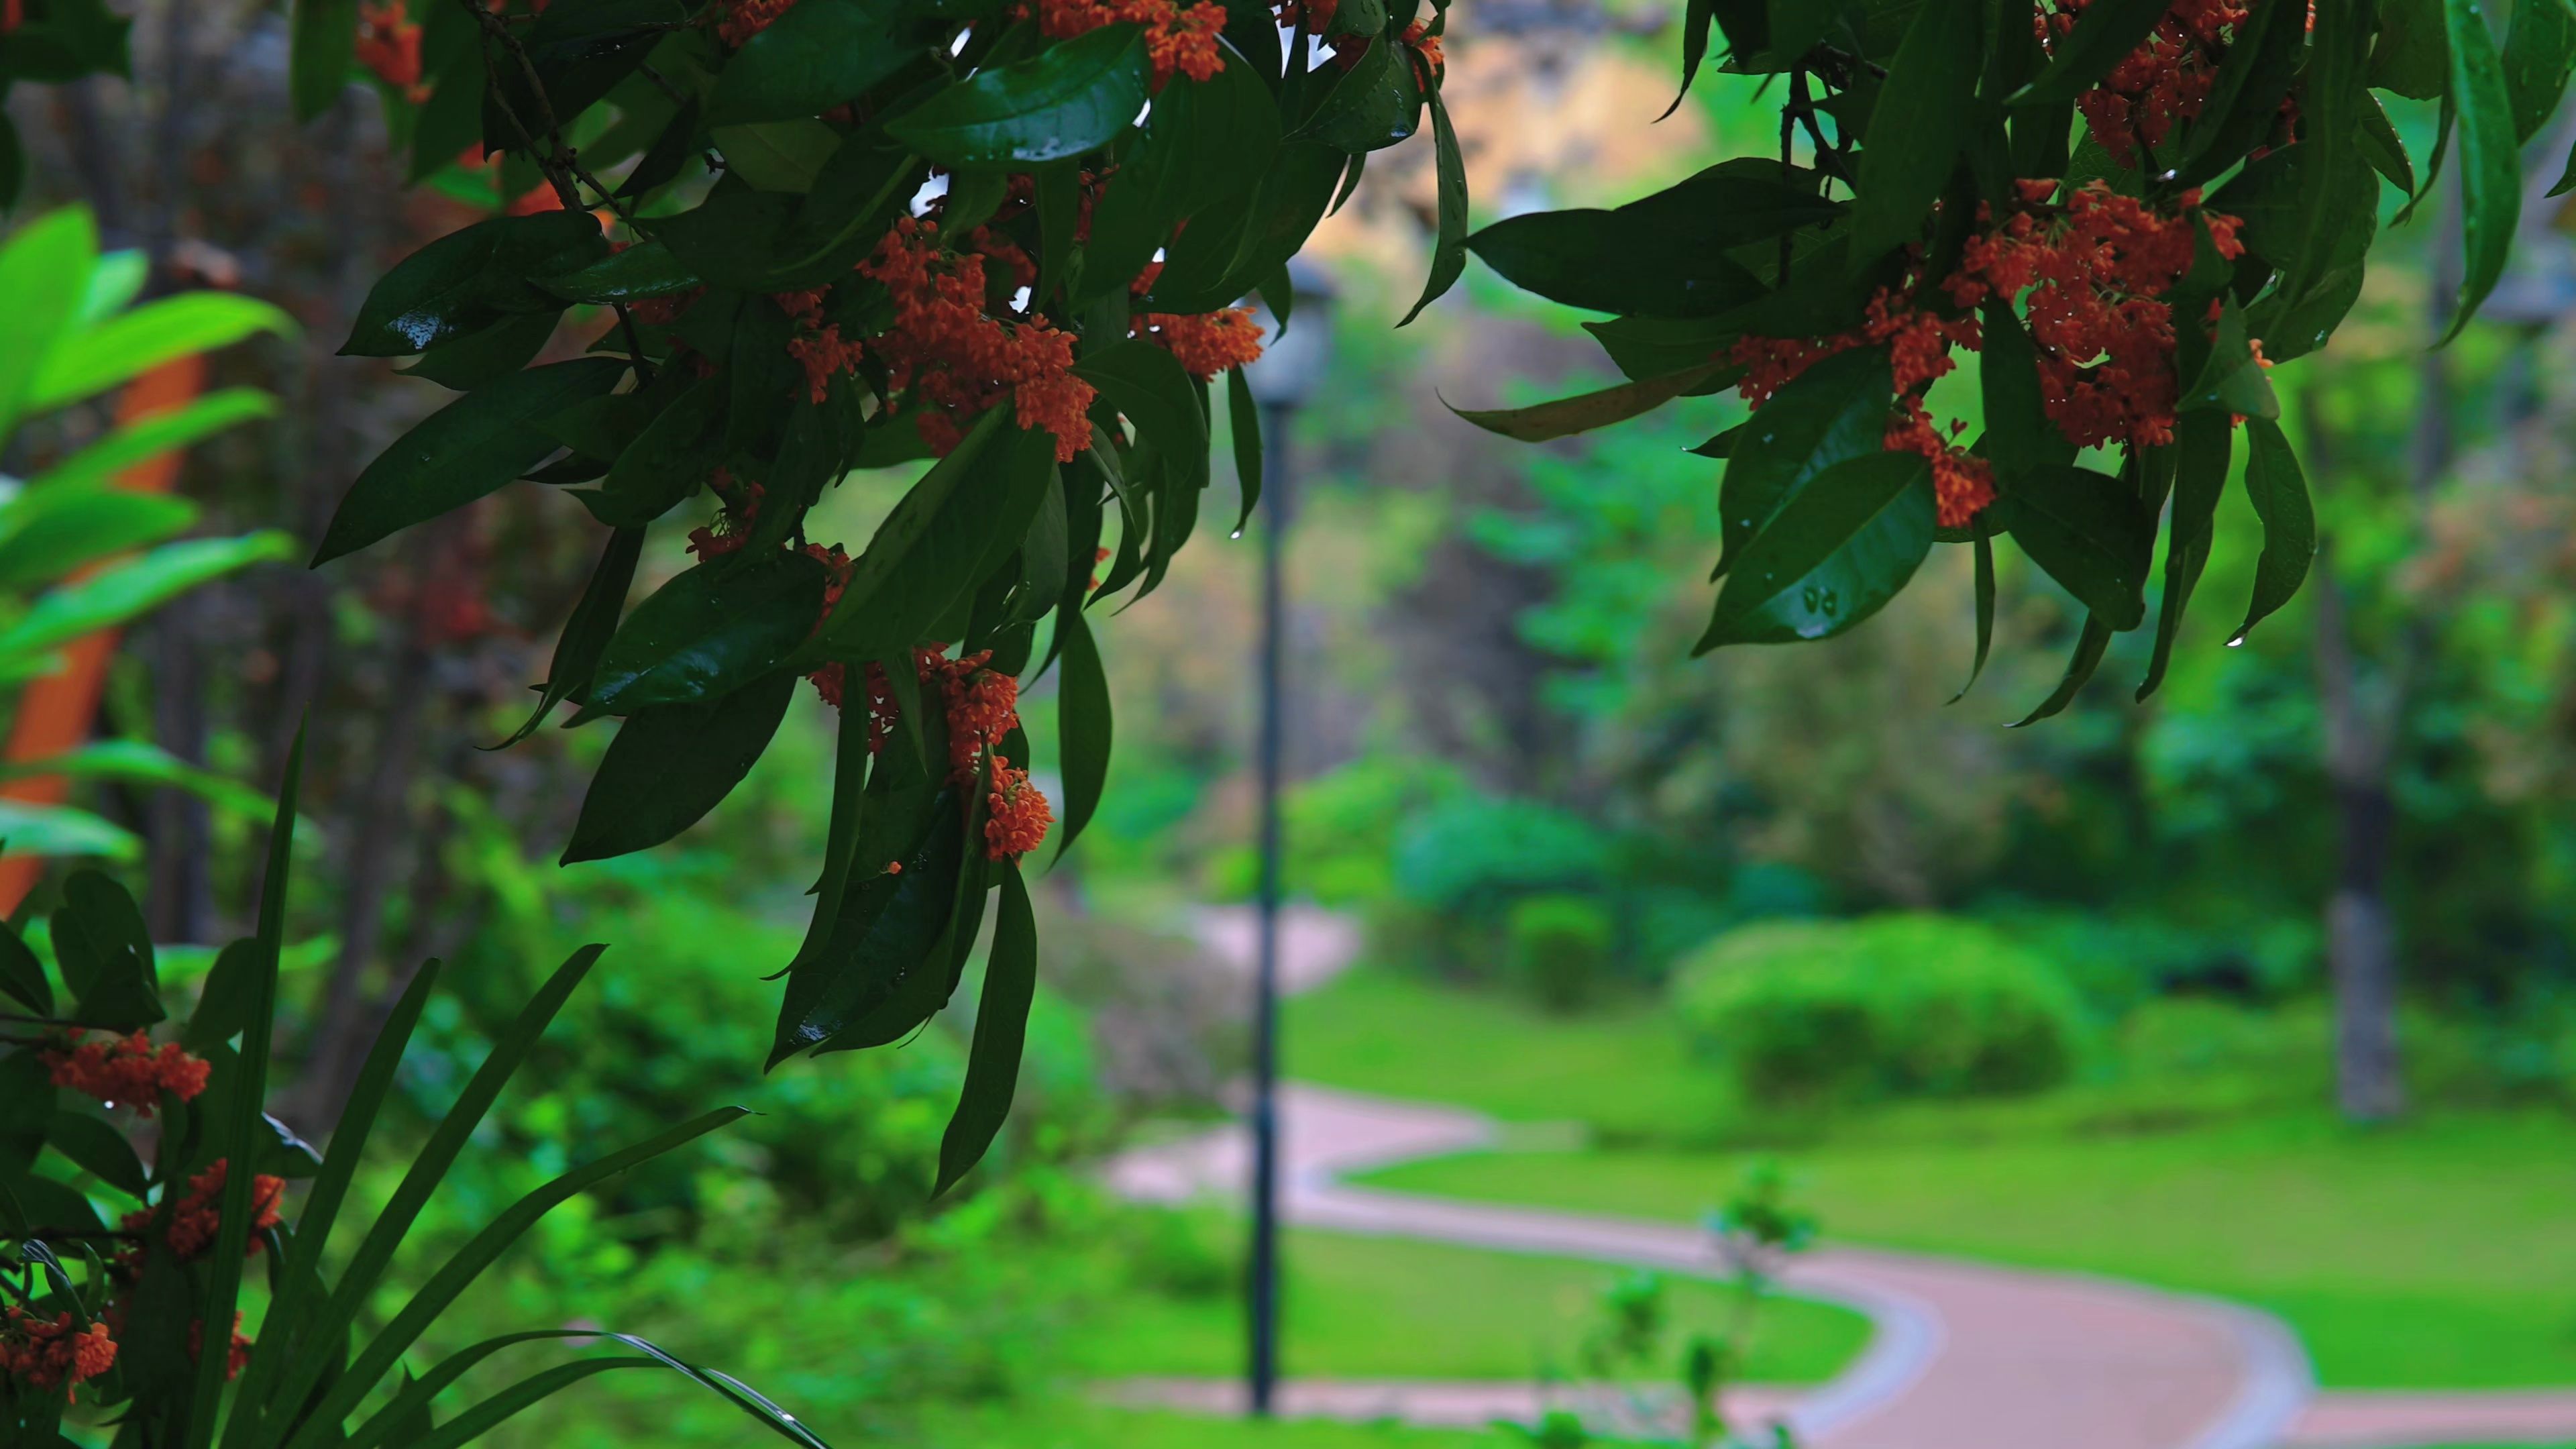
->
[261,944,606,1446]
[407,1358,658,1449]
[224,959,445,1448]
[183,723,304,1449]
[282,1107,747,1449]
[339,1330,579,1449]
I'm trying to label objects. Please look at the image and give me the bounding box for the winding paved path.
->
[1125,912,2576,1446]
[1107,1085,2576,1448]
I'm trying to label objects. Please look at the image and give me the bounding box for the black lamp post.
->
[1236,258,1335,1420]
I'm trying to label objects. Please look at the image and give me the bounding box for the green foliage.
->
[268,0,1470,1167]
[1504,894,1614,1014]
[0,768,827,1447]
[1672,915,2087,1107]
[0,208,294,869]
[1461,0,2552,720]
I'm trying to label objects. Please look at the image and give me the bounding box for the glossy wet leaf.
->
[934,865,1037,1194]
[708,0,926,123]
[1697,450,1935,650]
[2446,0,2520,339]
[588,550,830,713]
[888,24,1149,168]
[1999,464,2155,631]
[1715,346,1890,577]
[1847,0,1979,268]
[313,358,629,563]
[2233,415,2315,643]
[564,671,799,863]
[1448,359,1734,443]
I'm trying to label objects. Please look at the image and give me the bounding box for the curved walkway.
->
[1109,1085,2576,1448]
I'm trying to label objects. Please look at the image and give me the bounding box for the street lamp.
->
[1234,257,1336,1421]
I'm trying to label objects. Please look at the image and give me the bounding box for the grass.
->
[1076,1218,1870,1383]
[1285,966,1731,1145]
[927,1403,1509,1449]
[1295,967,2576,1390]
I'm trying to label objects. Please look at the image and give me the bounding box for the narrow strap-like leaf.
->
[341,1331,589,1449]
[1949,515,1997,706]
[1051,607,1112,863]
[283,1108,749,1449]
[227,959,445,1447]
[1226,368,1264,536]
[2008,615,2113,727]
[934,866,1039,1195]
[2232,416,2316,644]
[1397,86,1467,326]
[185,724,304,1449]
[407,1359,658,1449]
[264,945,608,1444]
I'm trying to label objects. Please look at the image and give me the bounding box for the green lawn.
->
[1285,967,1731,1145]
[928,1403,1507,1449]
[1297,968,2576,1389]
[1077,1220,1870,1383]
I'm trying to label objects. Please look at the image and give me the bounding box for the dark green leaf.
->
[1053,604,1112,859]
[341,213,608,357]
[2008,614,2113,726]
[888,24,1149,168]
[1397,86,1468,325]
[1664,0,1719,118]
[1951,513,1996,704]
[397,311,561,391]
[313,358,629,564]
[1466,172,1814,316]
[2373,0,2448,98]
[2178,294,2278,418]
[535,240,704,304]
[589,376,725,527]
[2504,0,2576,141]
[714,121,843,193]
[709,0,927,123]
[1697,449,1936,649]
[2016,0,2166,103]
[1075,339,1208,494]
[588,551,828,713]
[1715,346,1891,577]
[1077,49,1277,305]
[564,671,799,862]
[934,864,1037,1195]
[183,939,260,1052]
[45,1110,146,1197]
[2443,0,2524,337]
[1977,301,2074,476]
[1848,0,1980,269]
[55,868,158,1030]
[818,413,1059,661]
[2137,411,2229,700]
[289,0,358,121]
[1295,37,1422,152]
[0,919,48,1014]
[2232,414,2314,643]
[2357,90,2416,195]
[183,726,301,1449]
[1446,359,1734,443]
[1226,366,1263,532]
[771,791,963,1064]
[498,527,643,746]
[1999,464,2155,631]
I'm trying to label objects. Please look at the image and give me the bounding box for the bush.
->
[1673,915,2086,1107]
[1507,894,1615,1012]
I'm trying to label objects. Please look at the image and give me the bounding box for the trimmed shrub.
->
[1673,915,2086,1106]
[1506,893,1616,1011]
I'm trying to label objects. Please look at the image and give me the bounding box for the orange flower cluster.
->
[189,1313,254,1382]
[985,760,1056,859]
[133,1159,286,1262]
[716,0,793,46]
[1132,307,1266,381]
[355,0,426,99]
[1,1309,116,1396]
[1031,0,1226,83]
[788,327,866,405]
[1730,290,1992,528]
[810,638,1053,859]
[858,216,1095,463]
[686,474,763,560]
[1946,180,2243,450]
[1398,17,1444,84]
[2040,0,2253,169]
[44,1030,212,1114]
[1725,180,2244,527]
